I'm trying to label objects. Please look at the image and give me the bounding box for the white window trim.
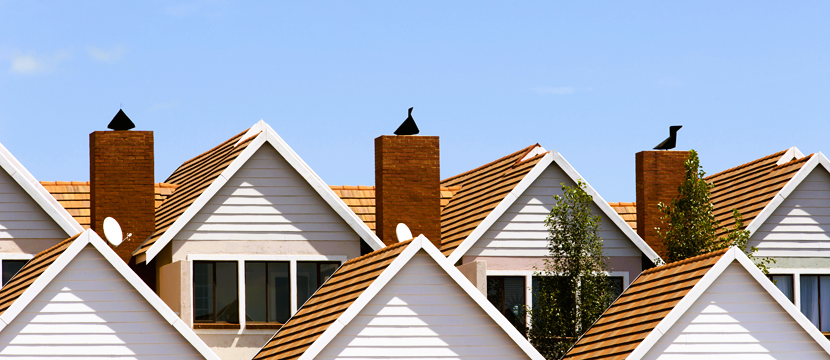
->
[188,254,348,331]
[765,268,830,312]
[0,255,35,287]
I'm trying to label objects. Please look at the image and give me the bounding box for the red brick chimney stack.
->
[635,150,689,259]
[90,112,155,287]
[375,135,441,248]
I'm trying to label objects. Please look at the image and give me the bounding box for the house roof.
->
[330,185,462,232]
[564,246,830,360]
[40,181,178,229]
[564,248,728,359]
[440,144,547,256]
[0,229,219,359]
[134,120,385,262]
[254,235,544,360]
[608,202,637,232]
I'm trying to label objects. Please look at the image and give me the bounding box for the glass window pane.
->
[802,275,820,328]
[769,275,794,303]
[194,262,214,322]
[215,262,238,323]
[821,276,830,332]
[503,277,526,320]
[487,277,505,312]
[268,262,290,323]
[297,262,318,308]
[319,263,338,284]
[245,262,266,322]
[608,276,624,303]
[2,260,27,286]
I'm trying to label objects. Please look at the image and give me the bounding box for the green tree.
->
[529,180,613,360]
[657,150,774,270]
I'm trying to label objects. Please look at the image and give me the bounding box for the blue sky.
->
[0,1,827,202]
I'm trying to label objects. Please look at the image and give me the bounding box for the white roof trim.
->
[447,150,661,264]
[139,120,385,262]
[295,235,544,360]
[776,146,806,166]
[0,141,84,237]
[520,144,547,162]
[627,247,830,359]
[745,152,828,236]
[0,229,220,360]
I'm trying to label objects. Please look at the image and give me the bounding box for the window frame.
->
[188,254,346,331]
[0,255,34,288]
[193,260,240,325]
[766,273,795,303]
[486,270,630,314]
[245,261,291,326]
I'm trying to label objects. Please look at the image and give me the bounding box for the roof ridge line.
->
[440,144,538,183]
[640,248,729,275]
[180,128,249,166]
[705,149,789,180]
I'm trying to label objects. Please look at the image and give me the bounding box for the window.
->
[607,276,625,303]
[1,260,27,286]
[297,262,339,307]
[194,261,239,323]
[801,275,830,331]
[488,276,526,331]
[245,262,290,324]
[768,274,794,303]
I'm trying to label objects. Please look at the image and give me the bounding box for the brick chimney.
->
[375,135,441,248]
[635,151,689,258]
[90,110,155,288]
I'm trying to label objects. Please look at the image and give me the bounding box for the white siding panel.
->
[178,146,358,243]
[470,164,640,258]
[316,252,530,359]
[643,263,829,360]
[0,169,65,241]
[0,246,204,359]
[751,168,830,257]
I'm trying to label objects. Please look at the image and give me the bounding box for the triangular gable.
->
[254,235,544,360]
[446,149,660,264]
[135,120,384,262]
[565,247,830,359]
[0,229,218,359]
[0,141,83,237]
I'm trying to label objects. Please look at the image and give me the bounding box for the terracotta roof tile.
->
[564,248,728,360]
[329,185,462,232]
[439,144,547,256]
[41,182,180,229]
[133,130,258,256]
[608,202,637,232]
[253,239,413,360]
[0,233,80,316]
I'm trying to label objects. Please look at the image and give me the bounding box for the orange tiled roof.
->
[564,248,729,360]
[329,185,462,232]
[0,233,80,316]
[41,181,179,229]
[133,130,258,257]
[254,239,413,360]
[707,150,813,237]
[440,144,547,256]
[608,202,637,232]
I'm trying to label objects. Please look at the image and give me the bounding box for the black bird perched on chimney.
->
[653,125,682,150]
[394,107,419,135]
[107,109,136,131]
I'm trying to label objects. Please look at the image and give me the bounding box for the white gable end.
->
[0,246,204,358]
[178,145,358,242]
[0,168,66,246]
[751,166,830,257]
[471,164,641,258]
[643,262,829,360]
[317,250,531,359]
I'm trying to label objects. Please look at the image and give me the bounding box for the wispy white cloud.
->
[8,51,70,75]
[656,76,682,88]
[148,100,180,112]
[87,45,126,62]
[532,86,592,95]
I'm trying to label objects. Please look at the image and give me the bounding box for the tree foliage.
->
[657,150,775,271]
[529,180,613,360]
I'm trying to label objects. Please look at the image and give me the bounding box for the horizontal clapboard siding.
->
[178,146,358,242]
[317,252,529,359]
[751,168,830,257]
[644,263,827,359]
[0,246,203,358]
[0,169,65,241]
[471,165,640,258]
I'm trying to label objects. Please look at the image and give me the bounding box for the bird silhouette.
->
[107,109,136,131]
[394,107,419,135]
[653,125,682,150]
